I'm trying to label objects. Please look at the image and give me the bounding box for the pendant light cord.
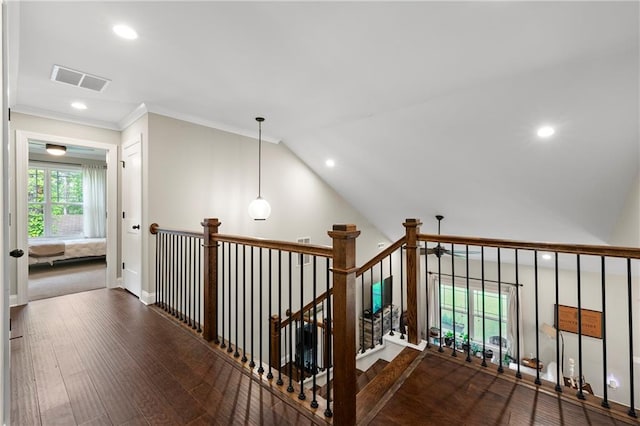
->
[258,119,262,197]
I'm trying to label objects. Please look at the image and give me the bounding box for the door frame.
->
[15,130,118,305]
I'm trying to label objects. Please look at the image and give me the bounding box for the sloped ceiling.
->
[8,1,639,244]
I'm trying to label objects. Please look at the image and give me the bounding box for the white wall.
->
[8,112,120,295]
[143,112,390,297]
[611,174,640,247]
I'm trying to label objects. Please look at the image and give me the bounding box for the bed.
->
[28,237,106,265]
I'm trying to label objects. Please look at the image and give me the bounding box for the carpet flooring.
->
[28,258,106,301]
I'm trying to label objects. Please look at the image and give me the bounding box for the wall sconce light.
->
[46,144,67,156]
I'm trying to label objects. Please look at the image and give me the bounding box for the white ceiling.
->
[8,1,639,244]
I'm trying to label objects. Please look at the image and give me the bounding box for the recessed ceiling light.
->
[71,101,87,110]
[113,24,138,40]
[537,126,555,138]
[541,253,552,260]
[325,159,335,168]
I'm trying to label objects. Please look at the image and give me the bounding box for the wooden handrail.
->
[212,234,333,258]
[281,288,333,328]
[356,237,406,277]
[149,223,203,239]
[419,233,640,259]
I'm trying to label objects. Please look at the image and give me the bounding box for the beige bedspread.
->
[29,241,65,257]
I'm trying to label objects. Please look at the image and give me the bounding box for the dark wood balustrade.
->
[149,217,640,424]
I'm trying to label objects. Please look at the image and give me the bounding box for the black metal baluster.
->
[389,254,394,337]
[515,250,521,379]
[234,244,239,357]
[438,250,443,352]
[424,242,427,347]
[249,247,264,374]
[626,258,637,418]
[287,252,294,393]
[601,256,608,407]
[324,257,333,418]
[156,232,164,308]
[179,235,183,320]
[260,248,273,380]
[241,245,247,363]
[172,234,177,316]
[576,255,584,399]
[227,242,233,353]
[400,247,405,340]
[465,246,471,362]
[380,260,385,344]
[370,269,375,349]
[155,230,159,306]
[249,247,255,368]
[481,247,487,367]
[186,236,190,325]
[534,250,541,385]
[220,242,226,349]
[197,237,202,333]
[554,253,561,391]
[183,236,187,323]
[267,250,274,380]
[187,237,192,327]
[299,252,306,400]
[451,244,456,357]
[497,248,503,373]
[311,256,318,408]
[277,250,284,386]
[361,274,365,353]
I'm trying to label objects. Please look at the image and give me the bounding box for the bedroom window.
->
[28,165,83,238]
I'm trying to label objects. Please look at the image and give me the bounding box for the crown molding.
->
[144,104,281,144]
[118,103,149,130]
[10,105,120,131]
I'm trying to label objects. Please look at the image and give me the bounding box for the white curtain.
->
[83,165,106,238]
[507,285,522,357]
[427,275,440,329]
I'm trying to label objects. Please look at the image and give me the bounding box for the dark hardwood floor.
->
[369,349,639,425]
[10,288,322,425]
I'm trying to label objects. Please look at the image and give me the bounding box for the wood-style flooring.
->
[10,288,321,425]
[369,349,639,425]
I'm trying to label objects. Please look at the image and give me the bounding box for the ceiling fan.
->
[421,215,471,258]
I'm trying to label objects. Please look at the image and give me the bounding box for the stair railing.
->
[418,230,640,419]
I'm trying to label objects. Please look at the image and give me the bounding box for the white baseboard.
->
[140,290,156,305]
[115,277,123,288]
[9,295,18,307]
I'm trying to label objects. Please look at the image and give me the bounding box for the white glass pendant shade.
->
[248,196,271,221]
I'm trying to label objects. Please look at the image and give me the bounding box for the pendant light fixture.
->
[248,117,271,220]
[46,143,67,156]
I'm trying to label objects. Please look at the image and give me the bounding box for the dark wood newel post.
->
[202,218,221,342]
[404,218,421,345]
[269,315,281,370]
[329,224,360,426]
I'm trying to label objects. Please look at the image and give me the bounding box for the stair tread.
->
[355,347,420,423]
[357,358,390,391]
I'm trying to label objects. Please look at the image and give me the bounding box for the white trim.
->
[140,290,155,305]
[15,131,118,305]
[144,104,281,144]
[117,102,148,130]
[8,295,17,308]
[10,105,120,131]
[115,276,123,288]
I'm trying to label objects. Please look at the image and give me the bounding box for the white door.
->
[122,138,142,297]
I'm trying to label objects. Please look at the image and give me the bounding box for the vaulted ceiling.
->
[8,1,639,244]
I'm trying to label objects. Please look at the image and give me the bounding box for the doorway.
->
[26,141,108,301]
[15,131,118,305]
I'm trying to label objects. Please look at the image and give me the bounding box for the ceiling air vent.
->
[50,65,110,92]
